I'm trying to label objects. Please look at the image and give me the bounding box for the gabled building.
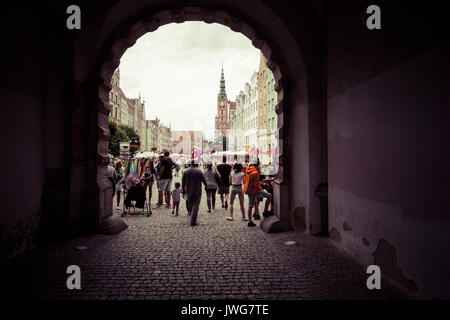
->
[246,71,259,152]
[258,52,269,164]
[109,69,121,123]
[119,88,128,126]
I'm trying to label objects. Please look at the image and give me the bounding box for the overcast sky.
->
[119,22,261,140]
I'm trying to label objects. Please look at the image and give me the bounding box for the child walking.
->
[171,182,181,216]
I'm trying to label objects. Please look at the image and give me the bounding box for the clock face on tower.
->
[220,101,224,107]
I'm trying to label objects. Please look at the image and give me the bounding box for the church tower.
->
[215,64,229,146]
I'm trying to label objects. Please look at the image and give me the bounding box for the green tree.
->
[108,120,139,156]
[120,124,140,147]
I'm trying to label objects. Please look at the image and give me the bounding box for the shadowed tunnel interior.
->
[0,0,449,300]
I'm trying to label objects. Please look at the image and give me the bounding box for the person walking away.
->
[155,154,164,206]
[171,182,181,216]
[228,163,246,222]
[143,158,156,206]
[107,157,116,198]
[204,160,219,213]
[217,156,232,209]
[158,151,175,208]
[182,159,207,226]
[181,162,192,214]
[181,163,188,176]
[114,160,124,209]
[243,160,272,227]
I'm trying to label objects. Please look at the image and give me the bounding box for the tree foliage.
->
[108,120,140,156]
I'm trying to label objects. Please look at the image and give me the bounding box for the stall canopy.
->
[134,151,158,158]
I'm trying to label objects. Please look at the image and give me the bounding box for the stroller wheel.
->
[147,211,152,217]
[121,212,126,217]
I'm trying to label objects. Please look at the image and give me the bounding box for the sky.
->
[119,21,261,140]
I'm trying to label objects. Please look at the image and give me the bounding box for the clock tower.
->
[215,65,229,148]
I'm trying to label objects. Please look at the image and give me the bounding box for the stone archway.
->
[71,1,316,235]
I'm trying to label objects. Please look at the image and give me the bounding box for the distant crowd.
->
[107,151,276,227]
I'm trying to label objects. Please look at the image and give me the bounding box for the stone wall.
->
[326,1,450,298]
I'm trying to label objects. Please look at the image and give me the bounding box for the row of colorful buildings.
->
[215,52,278,164]
[108,69,172,154]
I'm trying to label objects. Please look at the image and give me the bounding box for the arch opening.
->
[69,3,317,237]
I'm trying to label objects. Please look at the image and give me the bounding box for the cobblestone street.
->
[1,177,413,300]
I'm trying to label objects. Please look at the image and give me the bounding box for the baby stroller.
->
[121,175,152,217]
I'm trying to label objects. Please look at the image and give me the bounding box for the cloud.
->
[119,21,260,140]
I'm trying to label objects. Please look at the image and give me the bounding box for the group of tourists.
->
[108,151,275,227]
[182,155,275,227]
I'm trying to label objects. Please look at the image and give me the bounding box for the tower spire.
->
[218,63,227,99]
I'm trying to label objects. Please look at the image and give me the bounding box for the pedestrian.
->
[227,163,246,222]
[143,158,156,205]
[107,156,116,198]
[114,160,124,209]
[157,151,175,208]
[204,160,220,213]
[181,162,189,176]
[171,182,181,216]
[182,162,192,214]
[217,155,232,209]
[243,159,272,227]
[156,154,163,173]
[155,154,164,206]
[259,163,276,217]
[182,159,207,226]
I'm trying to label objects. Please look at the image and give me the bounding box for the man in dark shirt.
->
[158,151,175,208]
[217,156,232,209]
[182,159,207,226]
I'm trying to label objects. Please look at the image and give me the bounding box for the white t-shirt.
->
[231,172,245,185]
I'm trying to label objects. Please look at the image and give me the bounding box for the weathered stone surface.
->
[343,222,352,231]
[99,215,128,235]
[373,239,419,293]
[329,227,341,244]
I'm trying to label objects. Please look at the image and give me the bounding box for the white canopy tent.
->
[134,151,158,158]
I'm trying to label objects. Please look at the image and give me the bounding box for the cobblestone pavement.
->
[1,176,414,300]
